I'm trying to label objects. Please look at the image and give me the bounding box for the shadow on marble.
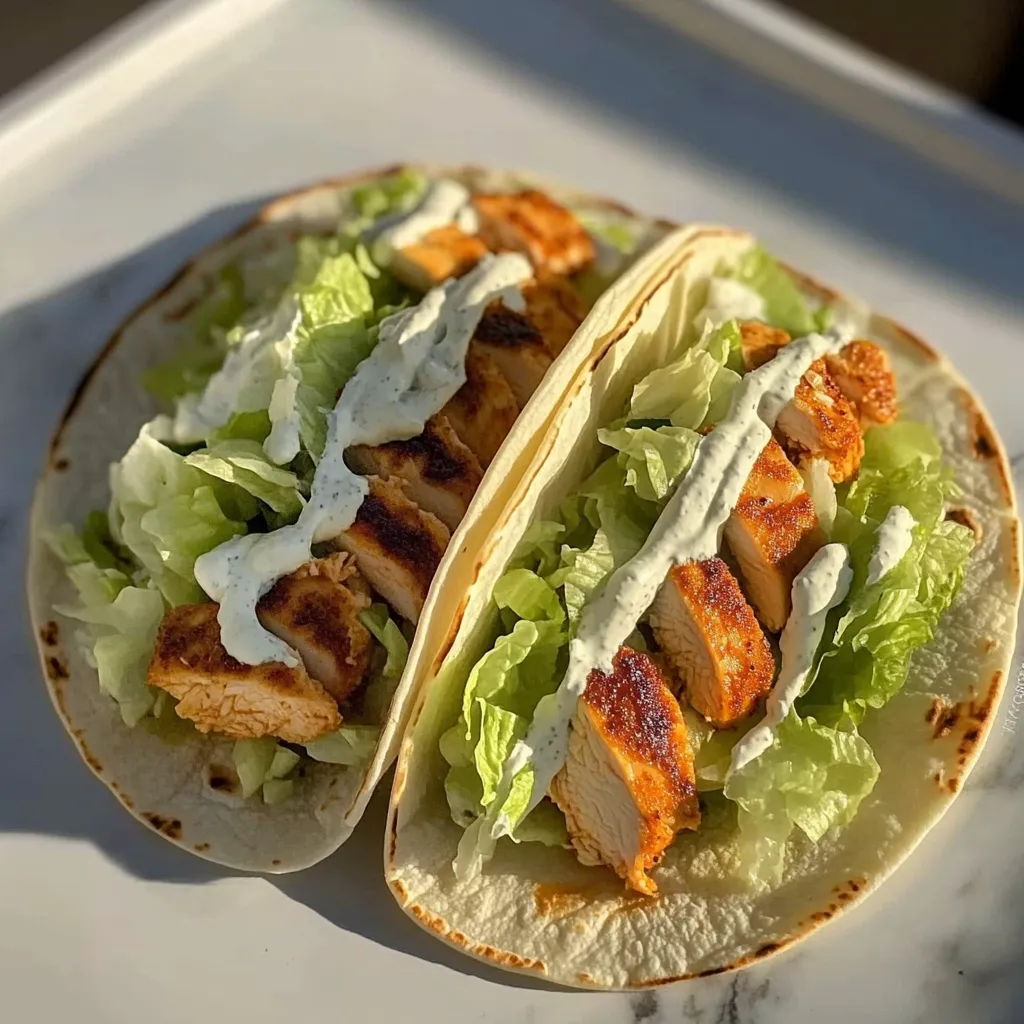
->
[0,200,276,884]
[379,0,1024,305]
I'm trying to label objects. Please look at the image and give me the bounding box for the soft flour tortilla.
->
[27,164,675,871]
[386,228,1022,988]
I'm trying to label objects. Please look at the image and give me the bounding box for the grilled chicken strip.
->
[520,275,588,356]
[440,344,519,467]
[470,275,585,408]
[550,646,699,895]
[333,475,450,624]
[740,322,874,481]
[472,189,595,276]
[390,224,489,293]
[148,602,341,743]
[776,361,863,482]
[824,340,898,426]
[256,553,373,707]
[650,558,775,727]
[472,300,554,408]
[725,438,824,631]
[347,415,484,531]
[739,321,790,370]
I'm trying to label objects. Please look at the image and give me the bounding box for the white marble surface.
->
[2,1,1024,1021]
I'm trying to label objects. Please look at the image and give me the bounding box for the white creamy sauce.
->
[264,372,301,464]
[171,303,301,445]
[371,179,476,265]
[727,543,853,775]
[485,329,850,842]
[867,504,916,585]
[194,253,533,665]
[695,276,766,332]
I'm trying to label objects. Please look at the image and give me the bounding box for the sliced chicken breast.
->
[775,360,863,483]
[347,415,483,531]
[738,322,864,482]
[389,224,489,293]
[148,602,341,743]
[256,553,373,707]
[440,343,519,467]
[549,646,699,895]
[471,299,554,408]
[824,340,898,426]
[472,189,595,276]
[333,475,450,624]
[649,558,775,727]
[520,274,587,356]
[740,321,791,370]
[725,438,824,631]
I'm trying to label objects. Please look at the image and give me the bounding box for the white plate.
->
[2,1,1022,1020]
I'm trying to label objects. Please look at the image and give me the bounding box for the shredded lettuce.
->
[724,713,880,885]
[359,603,412,722]
[184,440,303,518]
[233,738,301,803]
[727,247,818,336]
[143,265,246,402]
[305,725,380,765]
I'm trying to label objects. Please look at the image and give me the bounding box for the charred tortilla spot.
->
[194,842,210,852]
[391,878,407,903]
[272,859,282,867]
[40,621,59,647]
[52,456,69,471]
[46,656,68,682]
[948,777,960,793]
[205,765,237,794]
[144,813,182,840]
[946,507,982,540]
[474,305,543,348]
[931,701,960,739]
[972,410,997,459]
[925,699,940,725]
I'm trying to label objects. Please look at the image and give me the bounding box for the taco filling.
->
[439,247,976,891]
[46,170,650,806]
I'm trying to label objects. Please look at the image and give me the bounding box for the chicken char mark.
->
[550,646,699,896]
[334,475,450,625]
[256,553,373,706]
[441,343,519,467]
[147,602,342,744]
[346,415,483,531]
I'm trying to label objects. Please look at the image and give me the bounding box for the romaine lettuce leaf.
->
[305,725,380,766]
[724,712,879,886]
[184,440,303,517]
[727,247,817,336]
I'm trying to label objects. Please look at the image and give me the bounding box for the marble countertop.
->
[1,1,1023,1021]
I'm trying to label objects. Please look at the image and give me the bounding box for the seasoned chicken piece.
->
[740,321,791,371]
[776,360,863,483]
[549,646,699,895]
[824,340,898,426]
[725,438,824,631]
[738,322,864,482]
[440,344,519,467]
[650,558,775,727]
[333,475,450,624]
[390,224,489,292]
[347,415,483,531]
[472,299,554,408]
[520,274,587,356]
[148,602,341,743]
[472,189,595,276]
[256,553,373,707]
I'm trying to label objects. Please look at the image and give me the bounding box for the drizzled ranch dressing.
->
[867,505,916,585]
[371,179,479,265]
[728,543,853,775]
[194,252,533,665]
[485,329,851,846]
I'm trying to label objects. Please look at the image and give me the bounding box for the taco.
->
[27,164,674,870]
[386,226,1022,987]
